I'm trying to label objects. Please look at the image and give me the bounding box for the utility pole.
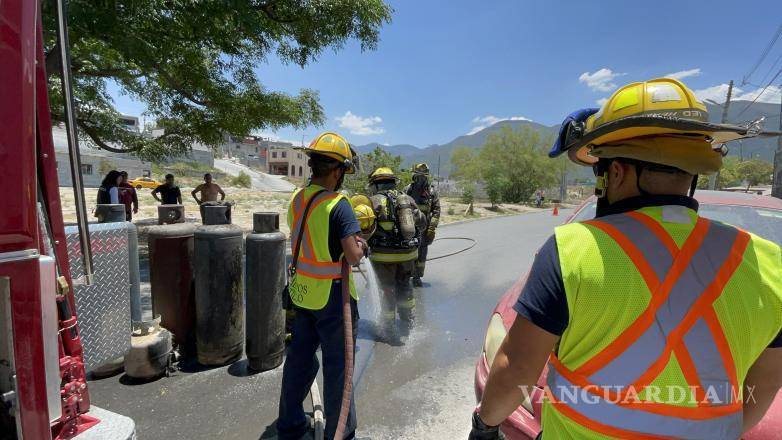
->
[709,80,734,190]
[436,154,441,191]
[560,168,567,202]
[773,90,782,199]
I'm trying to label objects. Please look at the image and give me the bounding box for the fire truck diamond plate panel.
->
[66,223,131,371]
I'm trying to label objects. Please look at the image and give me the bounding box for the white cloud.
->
[335,111,385,136]
[733,85,782,104]
[579,68,624,92]
[596,97,609,106]
[467,115,532,135]
[664,68,702,80]
[693,83,781,108]
[692,83,740,104]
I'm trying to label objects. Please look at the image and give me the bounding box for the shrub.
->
[231,171,252,188]
[461,182,475,205]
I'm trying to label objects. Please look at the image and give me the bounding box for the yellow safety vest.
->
[287,185,357,310]
[542,205,782,439]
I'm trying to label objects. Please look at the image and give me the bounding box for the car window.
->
[569,201,782,246]
[571,201,597,223]
[700,205,782,246]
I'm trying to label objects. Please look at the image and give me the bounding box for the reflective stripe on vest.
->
[369,248,419,263]
[546,211,751,439]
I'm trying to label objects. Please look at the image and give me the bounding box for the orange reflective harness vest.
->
[543,206,782,439]
[287,185,357,310]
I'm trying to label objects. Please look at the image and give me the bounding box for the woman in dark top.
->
[97,170,122,204]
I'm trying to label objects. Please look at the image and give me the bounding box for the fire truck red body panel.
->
[0,1,94,438]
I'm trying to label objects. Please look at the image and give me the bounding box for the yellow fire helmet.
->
[353,203,376,237]
[303,132,358,174]
[412,163,430,175]
[350,194,372,209]
[555,78,771,175]
[368,167,398,183]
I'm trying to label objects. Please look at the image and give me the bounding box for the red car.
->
[474,190,782,439]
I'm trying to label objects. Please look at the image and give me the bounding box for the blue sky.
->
[110,0,782,148]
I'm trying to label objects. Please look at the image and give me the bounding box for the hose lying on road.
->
[426,237,477,261]
[334,260,355,440]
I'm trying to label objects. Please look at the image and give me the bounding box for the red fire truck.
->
[0,1,130,438]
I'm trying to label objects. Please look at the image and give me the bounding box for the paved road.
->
[87,210,570,439]
[214,159,296,192]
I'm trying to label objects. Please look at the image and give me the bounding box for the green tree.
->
[479,127,558,205]
[697,156,762,190]
[343,146,410,194]
[450,127,558,207]
[43,0,392,161]
[735,159,773,191]
[450,147,480,181]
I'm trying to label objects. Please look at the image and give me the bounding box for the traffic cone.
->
[552,204,559,216]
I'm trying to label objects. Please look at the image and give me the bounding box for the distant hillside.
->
[356,120,558,176]
[355,100,780,177]
[354,142,421,157]
[704,100,779,162]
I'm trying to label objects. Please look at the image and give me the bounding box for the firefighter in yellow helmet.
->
[404,163,441,287]
[366,167,425,341]
[472,78,782,439]
[278,132,368,440]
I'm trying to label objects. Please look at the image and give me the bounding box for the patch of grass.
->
[230,171,252,188]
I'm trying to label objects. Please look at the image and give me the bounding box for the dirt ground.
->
[59,187,563,238]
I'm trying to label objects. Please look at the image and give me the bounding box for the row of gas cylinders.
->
[147,211,286,370]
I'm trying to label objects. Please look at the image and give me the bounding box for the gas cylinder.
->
[124,318,173,380]
[126,222,142,323]
[245,212,286,371]
[396,194,417,240]
[194,224,244,366]
[157,204,185,224]
[147,223,196,355]
[95,203,126,223]
[201,203,232,225]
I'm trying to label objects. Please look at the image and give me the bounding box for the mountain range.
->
[355,100,780,176]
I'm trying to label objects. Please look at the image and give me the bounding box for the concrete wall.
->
[55,152,152,188]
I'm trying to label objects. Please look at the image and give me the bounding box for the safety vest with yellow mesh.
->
[287,185,357,310]
[542,205,782,439]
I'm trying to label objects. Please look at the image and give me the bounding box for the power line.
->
[742,23,782,85]
[757,50,782,86]
[734,67,782,119]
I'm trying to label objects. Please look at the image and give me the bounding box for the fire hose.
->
[333,259,355,440]
[426,236,477,261]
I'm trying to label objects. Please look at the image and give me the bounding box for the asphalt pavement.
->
[86,209,570,439]
[214,159,297,192]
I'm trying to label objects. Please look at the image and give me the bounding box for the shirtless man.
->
[191,173,225,205]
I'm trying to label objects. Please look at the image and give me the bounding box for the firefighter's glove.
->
[358,237,370,258]
[468,411,505,440]
[426,226,436,244]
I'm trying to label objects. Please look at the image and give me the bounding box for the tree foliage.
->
[697,157,773,191]
[42,0,392,161]
[343,146,411,194]
[451,127,560,206]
